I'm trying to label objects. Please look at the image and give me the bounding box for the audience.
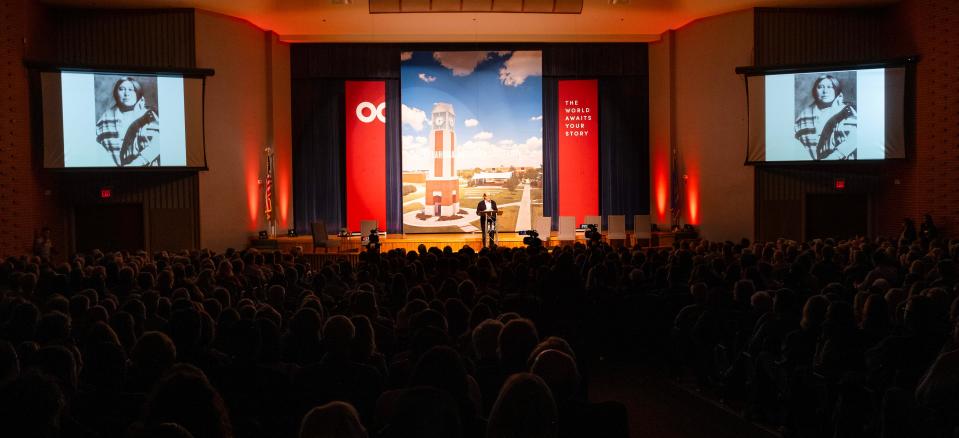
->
[0,230,956,438]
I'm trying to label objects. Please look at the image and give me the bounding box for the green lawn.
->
[461,186,524,204]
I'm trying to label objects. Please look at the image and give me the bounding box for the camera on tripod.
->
[518,229,542,247]
[583,224,601,244]
[366,227,381,252]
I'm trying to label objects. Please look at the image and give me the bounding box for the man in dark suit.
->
[476,193,498,247]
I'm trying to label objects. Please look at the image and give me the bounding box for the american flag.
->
[265,150,274,222]
[670,148,682,227]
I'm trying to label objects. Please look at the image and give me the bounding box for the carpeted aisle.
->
[588,358,779,438]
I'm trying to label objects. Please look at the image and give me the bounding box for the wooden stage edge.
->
[251,232,650,254]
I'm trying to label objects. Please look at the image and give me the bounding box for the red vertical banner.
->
[345,81,387,232]
[558,80,599,226]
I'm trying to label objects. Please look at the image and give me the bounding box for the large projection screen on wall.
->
[745,64,907,163]
[400,51,543,233]
[40,69,208,169]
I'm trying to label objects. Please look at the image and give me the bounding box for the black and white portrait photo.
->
[794,71,858,160]
[94,74,160,167]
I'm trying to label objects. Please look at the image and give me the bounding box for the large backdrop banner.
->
[400,51,543,233]
[345,80,387,232]
[558,79,599,226]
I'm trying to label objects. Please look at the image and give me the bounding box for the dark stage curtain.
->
[386,79,403,234]
[542,77,559,229]
[599,77,650,229]
[292,78,345,235]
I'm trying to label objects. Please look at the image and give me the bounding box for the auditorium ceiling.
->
[42,0,896,42]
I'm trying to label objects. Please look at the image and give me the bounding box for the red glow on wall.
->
[246,161,260,230]
[277,166,290,228]
[686,173,699,225]
[653,150,668,222]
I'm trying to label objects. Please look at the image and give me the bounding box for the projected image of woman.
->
[95,77,160,166]
[794,74,857,160]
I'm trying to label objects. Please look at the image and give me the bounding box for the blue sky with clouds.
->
[401,51,543,172]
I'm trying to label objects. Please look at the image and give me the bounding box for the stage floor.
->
[254,231,640,254]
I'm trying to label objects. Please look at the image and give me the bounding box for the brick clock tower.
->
[424,103,460,217]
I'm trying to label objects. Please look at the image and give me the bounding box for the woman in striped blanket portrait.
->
[95,76,160,167]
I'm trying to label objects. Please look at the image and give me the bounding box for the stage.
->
[248,231,693,266]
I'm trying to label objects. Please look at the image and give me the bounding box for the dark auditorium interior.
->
[2,0,959,437]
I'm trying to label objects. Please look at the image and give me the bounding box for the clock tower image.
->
[424,102,460,217]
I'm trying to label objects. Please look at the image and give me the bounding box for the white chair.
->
[607,215,627,241]
[584,215,602,233]
[557,216,576,244]
[633,215,651,247]
[534,216,552,245]
[360,220,378,246]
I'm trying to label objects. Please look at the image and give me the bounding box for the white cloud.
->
[499,51,542,87]
[472,131,494,140]
[464,118,479,127]
[456,136,543,169]
[433,51,491,76]
[402,104,428,132]
[417,73,437,83]
[530,115,543,121]
[400,52,413,61]
[402,135,432,171]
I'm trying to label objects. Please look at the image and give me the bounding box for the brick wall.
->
[879,0,959,237]
[0,1,59,258]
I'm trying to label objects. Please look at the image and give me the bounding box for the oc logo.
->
[356,102,386,123]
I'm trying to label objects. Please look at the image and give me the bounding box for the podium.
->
[478,210,504,246]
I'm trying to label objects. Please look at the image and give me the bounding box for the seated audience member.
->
[531,349,628,438]
[145,423,197,438]
[294,315,384,426]
[127,331,177,393]
[381,386,463,438]
[299,401,368,438]
[498,318,539,376]
[487,373,558,438]
[135,363,233,438]
[471,319,505,415]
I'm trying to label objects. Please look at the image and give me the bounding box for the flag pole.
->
[265,146,276,238]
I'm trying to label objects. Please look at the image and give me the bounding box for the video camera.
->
[366,227,381,252]
[518,229,542,247]
[583,223,601,244]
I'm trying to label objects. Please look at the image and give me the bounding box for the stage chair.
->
[359,220,378,247]
[584,215,602,233]
[607,215,626,246]
[557,216,576,245]
[534,216,552,246]
[633,215,651,248]
[310,221,337,253]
